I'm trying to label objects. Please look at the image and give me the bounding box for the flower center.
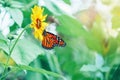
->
[36,18,41,29]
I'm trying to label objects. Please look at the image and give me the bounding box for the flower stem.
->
[1,26,29,80]
[46,51,63,79]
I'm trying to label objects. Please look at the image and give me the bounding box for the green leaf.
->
[18,65,64,79]
[100,67,110,72]
[0,32,7,42]
[72,72,93,80]
[117,32,120,46]
[57,15,86,37]
[95,53,104,68]
[80,65,97,72]
[108,65,120,80]
[112,16,120,29]
[57,15,102,53]
[111,6,120,29]
[11,29,44,65]
[84,35,102,53]
[0,32,8,53]
[8,8,23,27]
[86,15,105,53]
[105,37,118,55]
[43,0,64,15]
[102,0,112,5]
[25,57,43,80]
[63,0,71,4]
[10,1,24,8]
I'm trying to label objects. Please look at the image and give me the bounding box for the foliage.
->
[0,0,120,80]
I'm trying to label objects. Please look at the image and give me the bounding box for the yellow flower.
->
[30,5,48,41]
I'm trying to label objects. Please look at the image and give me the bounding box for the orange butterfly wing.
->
[42,31,66,49]
[42,31,58,49]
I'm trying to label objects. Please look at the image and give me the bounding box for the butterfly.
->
[42,30,66,49]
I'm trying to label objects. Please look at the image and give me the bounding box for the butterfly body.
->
[42,30,66,49]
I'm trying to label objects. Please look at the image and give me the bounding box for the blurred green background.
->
[0,0,120,80]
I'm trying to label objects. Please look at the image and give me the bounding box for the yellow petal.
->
[30,5,48,41]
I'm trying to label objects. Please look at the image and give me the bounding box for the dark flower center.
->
[36,18,41,29]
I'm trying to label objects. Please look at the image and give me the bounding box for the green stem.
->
[46,51,55,72]
[46,51,63,79]
[0,67,18,80]
[6,27,26,67]
[1,26,29,80]
[2,39,12,76]
[0,10,6,26]
[22,0,38,11]
[52,53,62,74]
[10,27,28,54]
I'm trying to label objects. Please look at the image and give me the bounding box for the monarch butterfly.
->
[42,30,66,49]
